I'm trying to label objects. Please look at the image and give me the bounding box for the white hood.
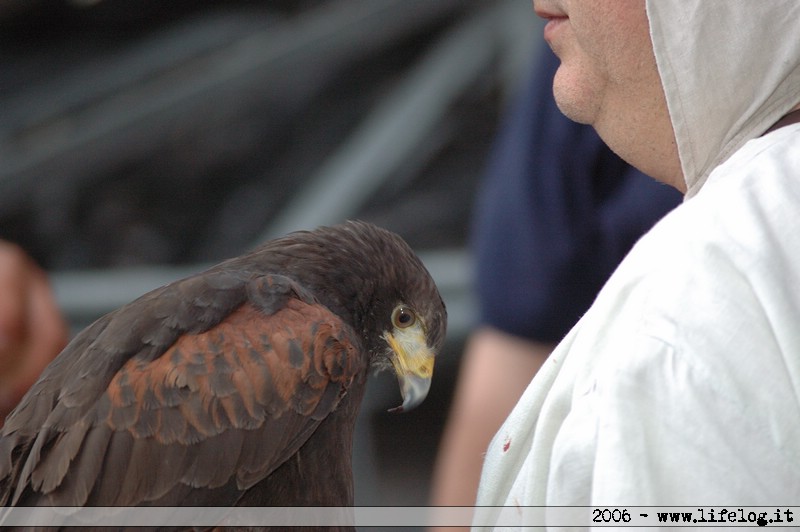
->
[646,0,800,197]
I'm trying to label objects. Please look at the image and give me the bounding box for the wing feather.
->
[44,423,112,506]
[85,429,132,506]
[31,420,90,493]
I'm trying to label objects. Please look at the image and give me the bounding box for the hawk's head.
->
[255,220,447,412]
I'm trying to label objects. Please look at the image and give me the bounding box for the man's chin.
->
[552,67,601,126]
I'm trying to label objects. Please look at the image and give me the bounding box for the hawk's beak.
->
[383,324,434,413]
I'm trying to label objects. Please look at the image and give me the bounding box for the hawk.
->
[0,221,446,521]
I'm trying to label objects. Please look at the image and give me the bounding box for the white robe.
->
[475,125,800,518]
[474,0,800,526]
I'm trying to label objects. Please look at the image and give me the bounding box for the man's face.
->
[533,0,682,189]
[534,0,656,125]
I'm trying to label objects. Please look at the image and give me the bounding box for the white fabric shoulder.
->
[474,129,800,527]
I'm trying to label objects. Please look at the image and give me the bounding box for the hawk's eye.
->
[392,306,416,328]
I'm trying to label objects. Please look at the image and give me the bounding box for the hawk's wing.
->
[0,269,364,506]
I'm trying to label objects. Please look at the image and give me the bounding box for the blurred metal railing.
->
[34,0,540,343]
[0,0,468,209]
[256,0,533,241]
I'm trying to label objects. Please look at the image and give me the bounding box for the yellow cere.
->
[383,324,434,379]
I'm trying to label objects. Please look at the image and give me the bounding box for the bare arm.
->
[429,327,552,529]
[0,241,68,422]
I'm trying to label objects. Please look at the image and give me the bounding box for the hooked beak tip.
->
[389,372,432,413]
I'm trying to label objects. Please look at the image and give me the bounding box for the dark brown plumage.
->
[0,221,446,526]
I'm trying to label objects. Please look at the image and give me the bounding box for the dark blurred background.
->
[0,0,539,521]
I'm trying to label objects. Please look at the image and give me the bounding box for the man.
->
[475,0,800,520]
[429,47,679,515]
